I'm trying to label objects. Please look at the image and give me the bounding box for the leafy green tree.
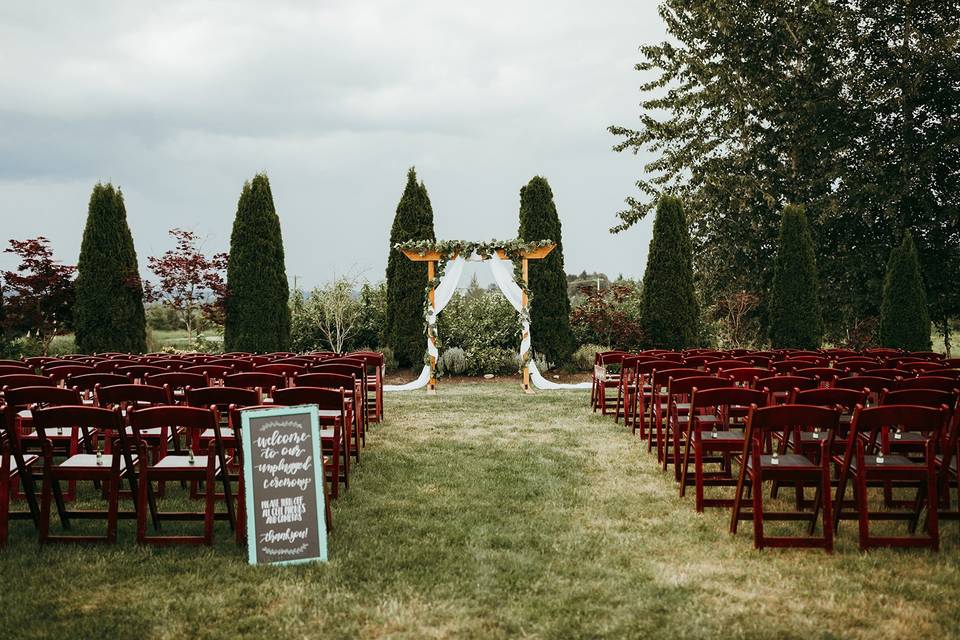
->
[768,205,823,349]
[879,231,931,351]
[639,195,698,349]
[224,173,290,352]
[74,183,147,354]
[385,168,435,367]
[610,1,959,350]
[518,176,574,364]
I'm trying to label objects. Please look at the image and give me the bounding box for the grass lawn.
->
[1,382,958,639]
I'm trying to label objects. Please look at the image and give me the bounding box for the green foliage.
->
[224,173,290,352]
[880,232,931,351]
[518,176,574,365]
[569,283,645,351]
[438,347,467,375]
[768,205,823,349]
[145,303,185,332]
[572,343,608,372]
[437,290,521,354]
[611,1,960,348]
[290,279,386,354]
[463,346,518,376]
[639,195,698,349]
[74,183,147,354]
[385,168,435,367]
[353,281,387,350]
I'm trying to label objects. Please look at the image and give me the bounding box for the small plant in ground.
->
[2,237,75,355]
[465,346,517,376]
[144,228,228,342]
[439,347,467,376]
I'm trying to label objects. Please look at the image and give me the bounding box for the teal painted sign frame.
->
[240,405,328,566]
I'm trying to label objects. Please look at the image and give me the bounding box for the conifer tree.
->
[768,204,823,349]
[224,173,290,352]
[518,176,574,364]
[639,195,698,349]
[879,231,931,350]
[74,183,147,353]
[385,168,435,367]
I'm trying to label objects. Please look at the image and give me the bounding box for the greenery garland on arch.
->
[394,239,554,369]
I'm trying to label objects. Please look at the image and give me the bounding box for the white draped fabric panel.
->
[383,257,465,391]
[384,253,589,391]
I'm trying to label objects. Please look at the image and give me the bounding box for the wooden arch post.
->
[400,243,555,393]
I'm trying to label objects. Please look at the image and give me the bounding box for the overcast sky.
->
[0,1,663,289]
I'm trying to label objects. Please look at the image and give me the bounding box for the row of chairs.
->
[591,349,960,552]
[0,350,388,547]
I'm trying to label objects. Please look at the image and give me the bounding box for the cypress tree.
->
[768,204,823,349]
[224,173,290,352]
[385,168,435,368]
[518,176,574,364]
[74,183,147,354]
[879,231,931,350]
[639,195,698,349]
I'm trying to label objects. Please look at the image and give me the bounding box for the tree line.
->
[610,0,959,353]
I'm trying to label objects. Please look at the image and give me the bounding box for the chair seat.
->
[701,430,744,442]
[125,426,169,439]
[747,454,816,469]
[851,454,916,470]
[9,454,39,476]
[888,431,924,443]
[678,415,719,424]
[798,431,832,443]
[153,455,220,470]
[200,428,234,440]
[60,454,131,471]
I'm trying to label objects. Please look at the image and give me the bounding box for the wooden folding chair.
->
[730,404,839,551]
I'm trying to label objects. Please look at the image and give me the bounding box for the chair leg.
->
[137,467,149,544]
[855,470,870,551]
[927,465,940,551]
[39,468,52,544]
[752,469,764,550]
[204,463,216,545]
[106,476,119,544]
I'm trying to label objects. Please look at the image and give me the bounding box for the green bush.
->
[768,204,823,349]
[438,347,467,375]
[437,290,520,353]
[572,343,607,371]
[464,346,517,376]
[879,231,931,350]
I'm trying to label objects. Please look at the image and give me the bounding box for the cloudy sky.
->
[0,1,664,288]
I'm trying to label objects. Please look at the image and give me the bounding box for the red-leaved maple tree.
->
[2,237,76,355]
[144,229,228,341]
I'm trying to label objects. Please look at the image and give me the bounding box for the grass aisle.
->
[1,382,958,639]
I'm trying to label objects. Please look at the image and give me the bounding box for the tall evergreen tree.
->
[224,173,290,352]
[879,231,931,351]
[639,195,698,349]
[385,168,435,367]
[518,176,574,364]
[74,183,147,353]
[768,205,823,349]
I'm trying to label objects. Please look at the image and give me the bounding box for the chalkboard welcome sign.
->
[240,405,328,565]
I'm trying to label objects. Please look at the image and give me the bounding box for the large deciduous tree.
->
[518,176,574,364]
[610,1,959,351]
[385,168,435,368]
[639,195,698,349]
[879,231,931,351]
[2,237,75,355]
[74,183,147,354]
[224,173,290,353]
[768,205,823,349]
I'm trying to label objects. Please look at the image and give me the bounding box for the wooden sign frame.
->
[240,405,328,566]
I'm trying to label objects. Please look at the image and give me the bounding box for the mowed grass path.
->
[1,383,958,639]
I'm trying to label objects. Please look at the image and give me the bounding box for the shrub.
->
[518,176,575,364]
[437,290,521,353]
[572,344,608,371]
[224,172,290,352]
[385,168,435,367]
[569,283,644,351]
[464,346,517,376]
[438,347,467,376]
[74,182,147,354]
[639,195,698,349]
[380,345,398,372]
[879,231,931,350]
[768,204,823,349]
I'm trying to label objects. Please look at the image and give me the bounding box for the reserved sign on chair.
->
[240,405,328,565]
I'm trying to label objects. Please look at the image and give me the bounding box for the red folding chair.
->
[663,375,729,480]
[730,404,839,551]
[679,386,766,511]
[832,404,949,551]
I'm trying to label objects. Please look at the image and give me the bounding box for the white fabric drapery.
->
[384,252,588,391]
